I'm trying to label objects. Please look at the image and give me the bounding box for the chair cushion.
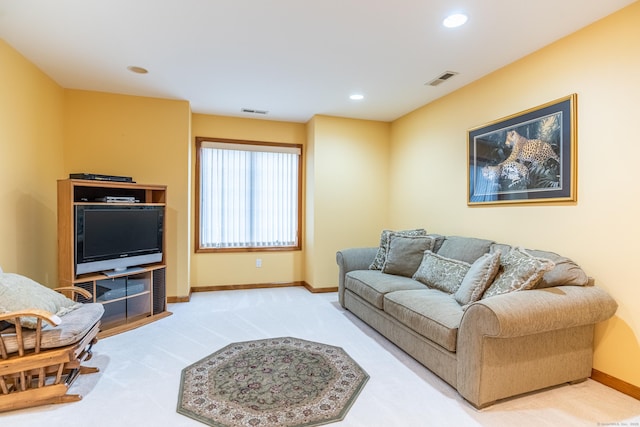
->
[0,273,82,328]
[1,303,104,354]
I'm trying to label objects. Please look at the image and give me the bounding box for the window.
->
[196,137,302,251]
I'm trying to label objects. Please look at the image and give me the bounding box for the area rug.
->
[177,337,369,427]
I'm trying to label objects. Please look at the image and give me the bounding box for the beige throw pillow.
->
[369,228,427,270]
[381,234,434,277]
[454,252,501,306]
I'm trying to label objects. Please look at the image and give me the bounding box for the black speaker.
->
[152,268,166,314]
[75,281,94,303]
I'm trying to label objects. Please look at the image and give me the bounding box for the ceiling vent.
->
[426,71,458,87]
[241,108,268,115]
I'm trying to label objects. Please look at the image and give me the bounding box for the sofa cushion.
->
[369,228,427,270]
[382,234,435,277]
[384,289,463,352]
[345,270,426,309]
[436,236,494,264]
[482,247,555,299]
[1,302,104,354]
[0,273,83,329]
[454,251,501,307]
[412,251,470,294]
[427,233,446,253]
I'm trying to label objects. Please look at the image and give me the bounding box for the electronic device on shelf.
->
[69,173,135,183]
[74,204,164,276]
[96,281,147,301]
[95,196,139,203]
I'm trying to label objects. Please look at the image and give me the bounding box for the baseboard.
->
[591,369,640,401]
[189,281,338,294]
[167,295,191,303]
[168,282,338,302]
[301,282,338,293]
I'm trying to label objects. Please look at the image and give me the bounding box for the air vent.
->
[426,71,458,87]
[241,108,269,115]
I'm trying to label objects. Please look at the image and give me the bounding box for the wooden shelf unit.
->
[57,179,169,334]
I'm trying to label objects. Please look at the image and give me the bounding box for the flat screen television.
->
[75,204,164,276]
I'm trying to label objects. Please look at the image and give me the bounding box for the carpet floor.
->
[1,286,639,426]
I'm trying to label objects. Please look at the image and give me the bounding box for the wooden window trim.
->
[195,136,303,253]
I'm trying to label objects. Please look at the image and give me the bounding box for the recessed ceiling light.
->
[127,66,149,74]
[443,13,468,28]
[350,94,364,101]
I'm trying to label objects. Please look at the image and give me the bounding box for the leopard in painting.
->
[481,130,559,186]
[482,160,529,185]
[504,130,559,167]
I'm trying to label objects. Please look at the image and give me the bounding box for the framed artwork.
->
[467,94,577,206]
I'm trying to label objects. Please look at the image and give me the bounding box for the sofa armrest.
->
[336,247,377,306]
[456,285,617,407]
[460,285,617,338]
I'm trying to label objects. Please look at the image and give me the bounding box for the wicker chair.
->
[0,268,104,412]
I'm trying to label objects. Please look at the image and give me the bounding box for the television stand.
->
[57,179,170,336]
[103,266,146,277]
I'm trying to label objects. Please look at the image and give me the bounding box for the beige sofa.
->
[336,232,618,408]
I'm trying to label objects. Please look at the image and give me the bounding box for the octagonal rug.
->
[177,337,369,427]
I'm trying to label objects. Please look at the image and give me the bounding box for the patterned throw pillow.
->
[381,234,435,277]
[491,245,590,288]
[369,228,427,270]
[0,273,82,329]
[412,251,471,294]
[454,251,501,306]
[526,249,590,288]
[481,247,555,299]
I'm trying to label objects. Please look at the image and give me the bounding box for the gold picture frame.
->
[467,94,577,206]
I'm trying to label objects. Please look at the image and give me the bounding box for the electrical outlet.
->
[256,258,262,268]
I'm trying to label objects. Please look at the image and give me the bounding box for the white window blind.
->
[199,141,301,249]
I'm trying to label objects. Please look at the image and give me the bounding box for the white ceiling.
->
[0,0,635,123]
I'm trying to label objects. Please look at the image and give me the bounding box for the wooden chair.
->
[0,284,104,412]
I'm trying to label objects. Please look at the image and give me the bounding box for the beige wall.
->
[388,2,640,387]
[63,90,192,298]
[306,115,390,288]
[190,114,389,290]
[190,114,307,288]
[0,40,65,284]
[305,118,317,287]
